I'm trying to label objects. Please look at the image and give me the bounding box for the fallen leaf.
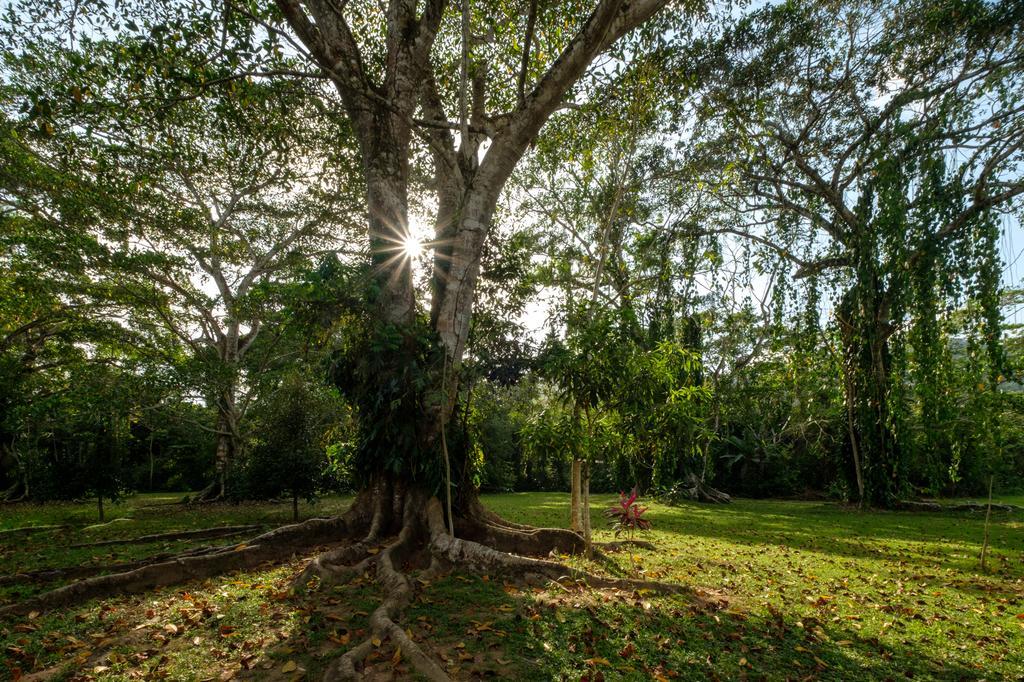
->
[281,660,297,673]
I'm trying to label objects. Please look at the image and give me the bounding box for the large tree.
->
[265,3,702,675]
[690,0,1024,505]
[1,26,362,499]
[1,0,698,675]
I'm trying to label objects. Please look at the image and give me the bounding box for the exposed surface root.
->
[896,500,1021,513]
[6,483,707,682]
[599,539,656,551]
[1,479,28,503]
[0,516,350,618]
[455,515,589,556]
[428,499,681,596]
[189,480,224,504]
[0,524,68,537]
[324,492,448,682]
[464,496,539,531]
[68,524,260,549]
[309,493,698,681]
[0,545,223,587]
[292,542,374,590]
[665,473,731,504]
[293,482,394,591]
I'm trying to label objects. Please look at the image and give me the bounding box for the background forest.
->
[2,0,1023,517]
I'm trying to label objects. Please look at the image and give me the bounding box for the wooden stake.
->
[570,459,582,531]
[980,476,993,572]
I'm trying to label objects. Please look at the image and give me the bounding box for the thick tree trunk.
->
[204,404,237,501]
[197,353,242,502]
[839,286,900,507]
[364,122,415,328]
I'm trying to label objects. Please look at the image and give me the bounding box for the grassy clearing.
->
[0,493,1021,681]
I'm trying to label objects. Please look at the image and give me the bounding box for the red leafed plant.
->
[604,486,651,539]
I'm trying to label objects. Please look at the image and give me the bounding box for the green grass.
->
[1,493,1022,680]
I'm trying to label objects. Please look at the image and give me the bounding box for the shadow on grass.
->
[257,569,986,681]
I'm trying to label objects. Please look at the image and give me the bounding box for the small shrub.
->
[604,486,651,539]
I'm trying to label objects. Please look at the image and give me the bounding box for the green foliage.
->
[19,365,138,506]
[528,304,710,493]
[519,403,579,490]
[0,0,1021,509]
[233,370,350,505]
[689,0,1023,505]
[302,259,451,491]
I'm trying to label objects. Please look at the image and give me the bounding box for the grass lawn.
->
[0,493,1021,680]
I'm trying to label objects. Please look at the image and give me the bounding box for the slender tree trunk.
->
[97,494,104,523]
[837,312,866,504]
[582,460,592,556]
[292,491,299,522]
[570,459,582,531]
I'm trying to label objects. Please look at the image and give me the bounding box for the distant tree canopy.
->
[687,0,1024,504]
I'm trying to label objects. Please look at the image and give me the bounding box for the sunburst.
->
[403,235,423,258]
